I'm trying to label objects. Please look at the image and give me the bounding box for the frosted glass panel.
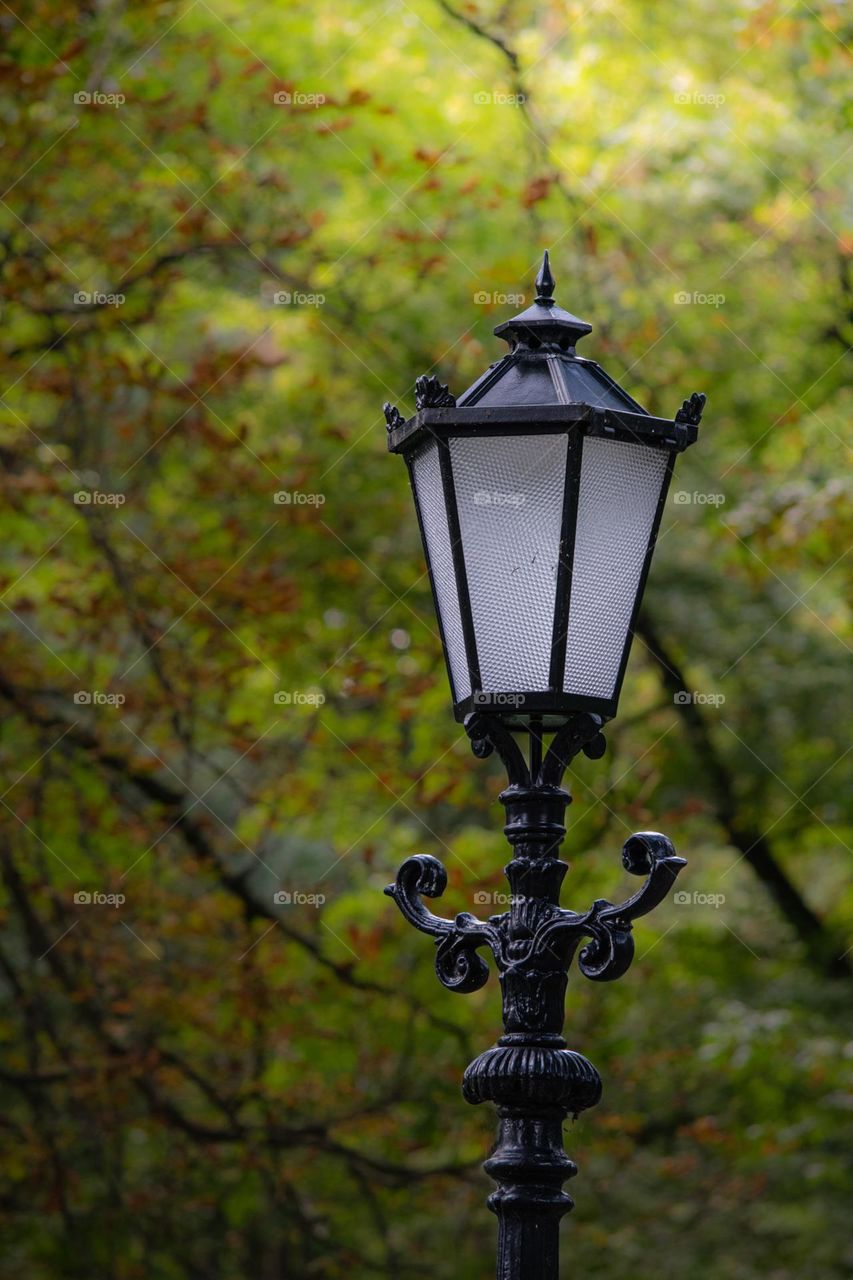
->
[564,437,668,699]
[450,434,568,691]
[411,441,472,701]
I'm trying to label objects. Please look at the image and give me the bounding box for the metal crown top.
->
[494,252,593,353]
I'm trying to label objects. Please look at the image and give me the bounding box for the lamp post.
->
[383,253,705,1280]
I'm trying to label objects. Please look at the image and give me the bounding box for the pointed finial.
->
[535,251,555,305]
[495,252,592,350]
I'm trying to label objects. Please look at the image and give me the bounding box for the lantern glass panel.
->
[450,433,568,692]
[563,436,669,700]
[410,439,472,701]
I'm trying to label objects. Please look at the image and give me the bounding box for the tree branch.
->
[434,0,520,73]
[0,672,474,1050]
[637,615,851,981]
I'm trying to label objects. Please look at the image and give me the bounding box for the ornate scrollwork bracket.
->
[384,832,685,995]
[541,831,687,982]
[464,708,606,790]
[384,854,498,994]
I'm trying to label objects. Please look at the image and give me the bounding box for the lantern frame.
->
[384,255,704,729]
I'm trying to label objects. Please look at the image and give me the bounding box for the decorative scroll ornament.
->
[675,391,706,426]
[463,710,606,790]
[385,832,685,994]
[414,374,457,410]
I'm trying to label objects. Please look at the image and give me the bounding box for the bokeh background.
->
[1,1,851,1277]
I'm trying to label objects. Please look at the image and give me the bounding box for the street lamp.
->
[383,253,705,1280]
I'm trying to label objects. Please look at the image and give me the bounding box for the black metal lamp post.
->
[383,253,705,1280]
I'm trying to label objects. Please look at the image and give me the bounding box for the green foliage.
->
[0,1,850,1276]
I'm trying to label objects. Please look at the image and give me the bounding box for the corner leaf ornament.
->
[675,391,706,425]
[383,402,405,431]
[414,374,456,409]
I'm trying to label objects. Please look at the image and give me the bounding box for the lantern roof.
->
[383,250,705,456]
[458,252,646,415]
